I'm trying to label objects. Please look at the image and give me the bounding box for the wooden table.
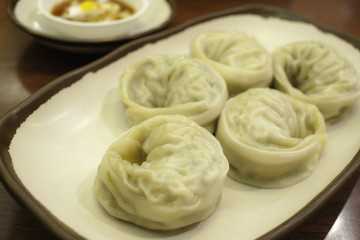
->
[1,0,360,239]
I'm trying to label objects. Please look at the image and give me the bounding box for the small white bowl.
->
[37,0,149,41]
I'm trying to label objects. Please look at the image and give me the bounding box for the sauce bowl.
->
[37,0,149,41]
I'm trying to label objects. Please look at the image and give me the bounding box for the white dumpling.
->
[216,88,327,188]
[119,55,228,132]
[273,40,360,120]
[190,30,273,96]
[94,115,229,230]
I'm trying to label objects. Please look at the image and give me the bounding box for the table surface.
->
[1,0,360,239]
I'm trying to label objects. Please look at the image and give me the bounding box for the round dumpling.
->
[94,115,229,230]
[119,55,228,132]
[216,88,327,188]
[273,40,360,120]
[190,30,273,96]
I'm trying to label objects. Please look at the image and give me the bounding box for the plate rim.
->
[6,0,178,53]
[1,4,360,240]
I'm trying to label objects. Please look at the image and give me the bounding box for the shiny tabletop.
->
[1,0,360,239]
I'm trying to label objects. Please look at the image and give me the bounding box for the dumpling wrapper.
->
[190,30,273,96]
[94,115,229,230]
[273,40,360,120]
[216,88,327,188]
[119,55,228,132]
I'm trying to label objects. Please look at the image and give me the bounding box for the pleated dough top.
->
[216,88,327,188]
[273,40,360,120]
[119,55,228,132]
[94,115,229,230]
[191,30,273,96]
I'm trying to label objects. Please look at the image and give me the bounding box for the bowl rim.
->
[6,0,177,52]
[37,0,149,27]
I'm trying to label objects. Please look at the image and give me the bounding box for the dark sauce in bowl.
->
[51,0,135,22]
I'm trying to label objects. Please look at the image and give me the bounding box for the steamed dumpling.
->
[216,88,327,188]
[94,115,229,230]
[190,30,273,96]
[119,55,228,132]
[273,40,360,120]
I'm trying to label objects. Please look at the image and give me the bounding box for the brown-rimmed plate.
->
[1,5,360,240]
[6,0,177,53]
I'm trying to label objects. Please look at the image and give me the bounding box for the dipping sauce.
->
[51,0,135,22]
